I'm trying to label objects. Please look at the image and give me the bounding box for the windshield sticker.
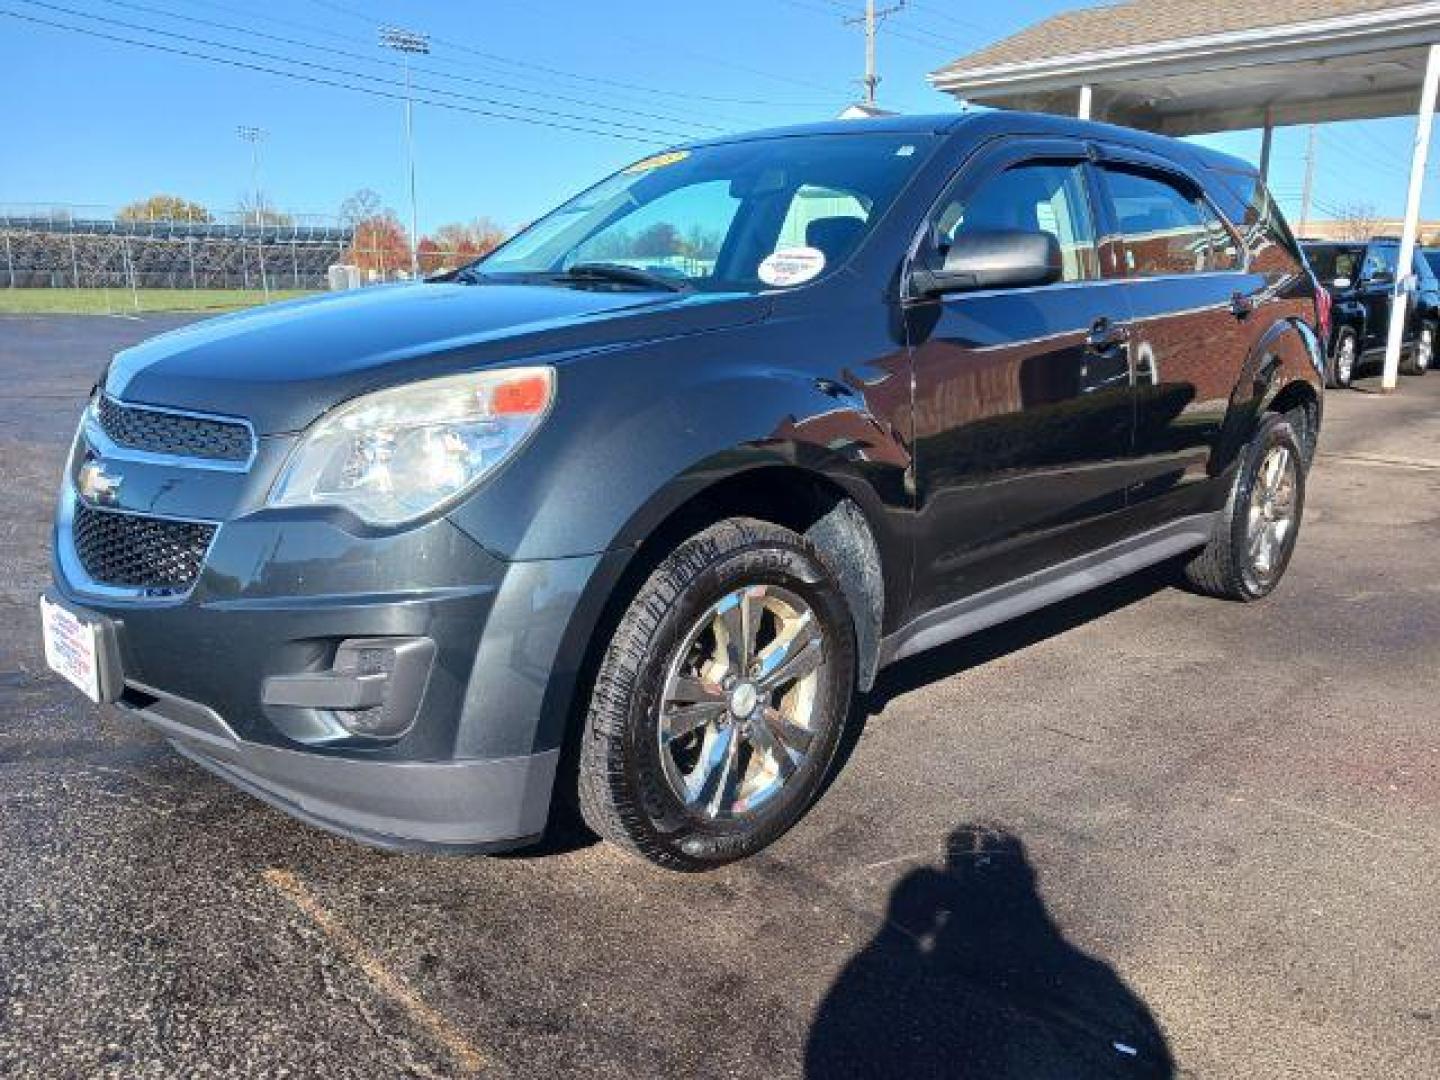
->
[758,246,826,288]
[624,150,690,174]
[896,144,916,156]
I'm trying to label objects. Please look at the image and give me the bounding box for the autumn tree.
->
[117,194,213,223]
[417,237,443,274]
[347,209,410,275]
[419,217,508,272]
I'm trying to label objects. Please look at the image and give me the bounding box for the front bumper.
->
[123,679,557,851]
[50,500,620,852]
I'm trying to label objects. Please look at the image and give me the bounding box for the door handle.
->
[1230,291,1255,318]
[1086,318,1131,350]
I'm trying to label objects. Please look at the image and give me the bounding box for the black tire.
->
[1402,322,1433,376]
[578,517,857,871]
[1327,329,1357,389]
[1182,413,1307,602]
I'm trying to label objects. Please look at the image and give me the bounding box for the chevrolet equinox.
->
[43,113,1325,870]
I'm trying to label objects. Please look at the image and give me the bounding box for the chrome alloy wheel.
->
[1246,444,1299,583]
[1336,335,1356,384]
[1417,327,1433,372]
[656,584,825,820]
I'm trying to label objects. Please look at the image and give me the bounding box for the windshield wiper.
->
[559,262,691,293]
[446,265,492,285]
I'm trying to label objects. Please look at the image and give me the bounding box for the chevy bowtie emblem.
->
[77,459,123,506]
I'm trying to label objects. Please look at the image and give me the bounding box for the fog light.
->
[262,637,435,742]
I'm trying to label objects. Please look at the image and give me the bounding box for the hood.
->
[106,282,766,434]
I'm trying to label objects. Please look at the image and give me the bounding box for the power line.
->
[92,0,733,135]
[0,6,672,144]
[306,0,850,102]
[11,0,699,142]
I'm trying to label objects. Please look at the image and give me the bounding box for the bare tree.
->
[339,189,384,227]
[1334,203,1383,242]
[236,192,293,228]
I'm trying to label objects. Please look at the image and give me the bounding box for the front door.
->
[1359,245,1398,352]
[905,144,1136,618]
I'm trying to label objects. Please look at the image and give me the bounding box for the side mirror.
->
[1332,276,1352,289]
[916,229,1063,296]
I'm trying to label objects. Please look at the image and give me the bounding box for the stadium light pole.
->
[379,25,428,279]
[236,125,266,227]
[237,124,270,299]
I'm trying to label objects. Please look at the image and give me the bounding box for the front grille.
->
[72,504,216,592]
[97,394,253,464]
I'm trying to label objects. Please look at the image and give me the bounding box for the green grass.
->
[0,288,317,315]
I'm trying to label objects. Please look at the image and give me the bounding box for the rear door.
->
[1093,153,1260,524]
[905,140,1136,615]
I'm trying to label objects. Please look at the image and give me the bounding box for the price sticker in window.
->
[758,246,826,287]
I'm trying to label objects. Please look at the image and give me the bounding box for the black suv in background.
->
[1302,238,1437,386]
[43,113,1325,870]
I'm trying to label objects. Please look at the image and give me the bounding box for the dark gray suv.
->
[43,113,1324,869]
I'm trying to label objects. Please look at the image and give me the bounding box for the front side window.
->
[933,161,1099,283]
[1104,167,1240,277]
[476,133,935,291]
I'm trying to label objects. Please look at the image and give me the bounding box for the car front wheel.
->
[578,517,857,870]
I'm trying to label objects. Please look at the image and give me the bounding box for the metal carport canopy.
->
[929,0,1440,390]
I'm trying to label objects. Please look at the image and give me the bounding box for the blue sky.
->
[2,0,1436,233]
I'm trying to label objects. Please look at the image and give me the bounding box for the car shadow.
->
[805,824,1175,1079]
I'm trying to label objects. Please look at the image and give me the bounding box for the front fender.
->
[446,333,912,563]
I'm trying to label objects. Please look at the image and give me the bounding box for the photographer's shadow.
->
[806,826,1174,1079]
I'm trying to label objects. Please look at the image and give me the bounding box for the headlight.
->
[268,367,554,525]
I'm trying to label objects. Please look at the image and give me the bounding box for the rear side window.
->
[1228,176,1303,275]
[1103,166,1240,277]
[934,161,1099,283]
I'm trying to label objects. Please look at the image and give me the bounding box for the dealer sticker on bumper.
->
[41,596,102,703]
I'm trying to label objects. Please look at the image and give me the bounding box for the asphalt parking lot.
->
[1,313,1437,1079]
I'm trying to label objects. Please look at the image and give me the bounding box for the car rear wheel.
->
[1328,329,1357,389]
[578,517,856,870]
[1402,323,1433,376]
[1182,412,1307,601]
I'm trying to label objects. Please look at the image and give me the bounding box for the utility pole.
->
[1299,124,1317,236]
[845,1,905,107]
[379,25,429,279]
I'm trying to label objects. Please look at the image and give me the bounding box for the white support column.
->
[1078,84,1093,121]
[1383,41,1440,391]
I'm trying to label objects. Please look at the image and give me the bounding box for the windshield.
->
[1304,244,1363,283]
[475,132,936,292]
